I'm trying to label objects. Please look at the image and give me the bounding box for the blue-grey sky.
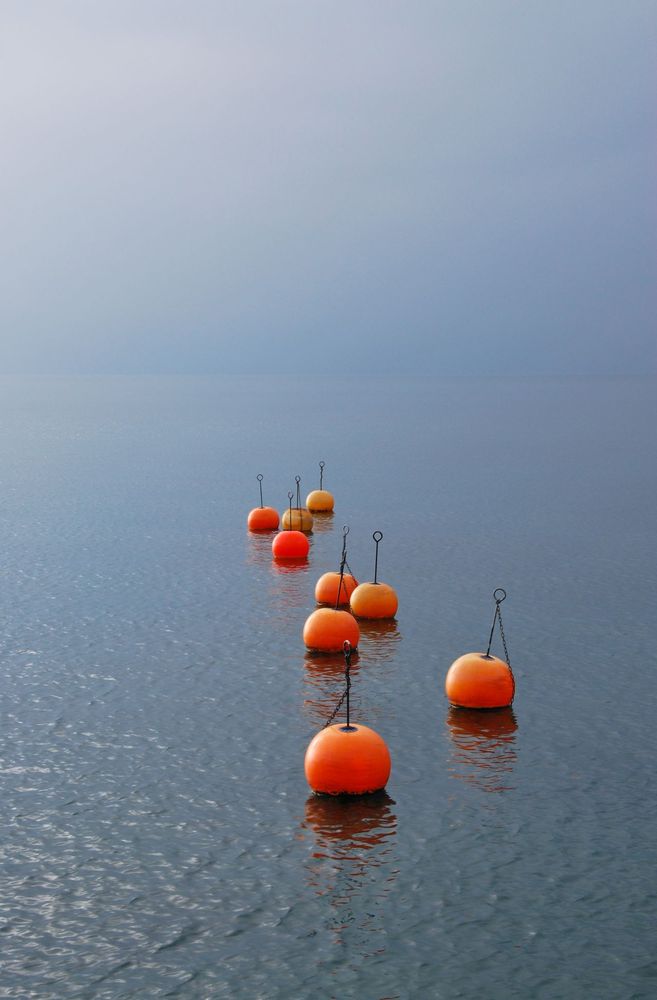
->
[1,1,655,375]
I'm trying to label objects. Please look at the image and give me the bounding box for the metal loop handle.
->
[257,474,264,507]
[372,530,383,583]
[494,588,507,604]
[319,460,325,489]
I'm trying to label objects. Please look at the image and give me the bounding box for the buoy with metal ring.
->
[281,475,314,532]
[445,589,515,708]
[304,642,391,795]
[306,460,335,512]
[272,492,310,560]
[247,474,279,531]
[350,531,398,619]
[315,525,358,606]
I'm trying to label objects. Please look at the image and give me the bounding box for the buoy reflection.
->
[268,557,311,614]
[446,707,518,793]
[309,511,335,534]
[356,619,401,664]
[303,792,398,950]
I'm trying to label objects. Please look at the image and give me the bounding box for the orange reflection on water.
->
[302,792,398,949]
[355,619,401,665]
[309,511,335,534]
[446,706,518,793]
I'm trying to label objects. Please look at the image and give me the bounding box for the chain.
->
[497,605,511,669]
[323,642,352,728]
[485,588,512,669]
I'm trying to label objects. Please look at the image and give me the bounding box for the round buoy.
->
[281,507,314,532]
[306,461,335,512]
[303,608,359,652]
[272,530,309,560]
[305,723,391,795]
[445,653,515,709]
[350,530,397,619]
[247,474,279,531]
[350,581,398,619]
[315,571,358,606]
[248,506,279,531]
[307,489,334,512]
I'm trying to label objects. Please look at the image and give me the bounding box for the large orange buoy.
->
[445,653,515,708]
[304,640,391,795]
[305,724,391,795]
[349,531,398,619]
[303,607,359,652]
[272,529,309,560]
[247,474,279,531]
[306,460,335,512]
[315,571,358,606]
[445,589,515,709]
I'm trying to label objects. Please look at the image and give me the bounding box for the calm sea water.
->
[0,375,655,999]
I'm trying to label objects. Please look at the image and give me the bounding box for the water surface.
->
[0,376,655,998]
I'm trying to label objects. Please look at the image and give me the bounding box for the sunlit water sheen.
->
[0,375,655,999]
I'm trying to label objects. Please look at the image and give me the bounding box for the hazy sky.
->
[1,2,654,375]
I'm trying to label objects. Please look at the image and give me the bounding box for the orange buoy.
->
[247,475,279,531]
[350,581,398,619]
[445,653,515,708]
[305,724,391,795]
[315,571,358,606]
[349,531,398,619]
[282,475,314,532]
[272,529,309,560]
[306,460,335,512]
[303,607,359,652]
[445,589,515,708]
[281,507,314,532]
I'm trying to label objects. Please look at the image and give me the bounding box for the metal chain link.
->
[497,605,511,669]
[323,643,352,728]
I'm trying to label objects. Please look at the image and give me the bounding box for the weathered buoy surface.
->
[306,489,334,512]
[350,581,398,619]
[281,507,314,533]
[303,608,359,652]
[445,652,515,709]
[315,571,358,606]
[247,506,279,531]
[305,723,391,795]
[272,530,309,560]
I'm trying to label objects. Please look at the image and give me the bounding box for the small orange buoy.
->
[445,589,515,708]
[247,475,279,531]
[315,571,358,606]
[445,653,515,708]
[305,724,391,795]
[306,461,334,512]
[272,529,309,560]
[303,608,359,652]
[349,531,398,619]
